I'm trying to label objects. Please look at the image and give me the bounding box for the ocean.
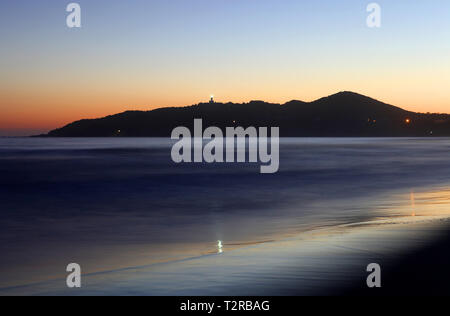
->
[1,137,450,295]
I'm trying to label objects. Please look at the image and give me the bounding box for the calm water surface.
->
[1,138,450,294]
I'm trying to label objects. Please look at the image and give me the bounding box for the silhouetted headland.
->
[44,92,450,137]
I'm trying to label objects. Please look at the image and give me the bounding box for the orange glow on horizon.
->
[0,86,449,134]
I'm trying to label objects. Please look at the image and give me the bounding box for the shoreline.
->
[2,214,449,296]
[347,221,450,296]
[2,138,450,295]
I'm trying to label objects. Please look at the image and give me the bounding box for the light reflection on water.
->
[217,240,223,254]
[388,188,450,219]
[411,191,416,217]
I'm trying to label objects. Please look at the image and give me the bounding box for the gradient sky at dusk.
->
[1,0,450,135]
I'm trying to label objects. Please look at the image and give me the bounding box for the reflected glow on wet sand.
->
[2,188,450,296]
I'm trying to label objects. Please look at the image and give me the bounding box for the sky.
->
[1,0,450,136]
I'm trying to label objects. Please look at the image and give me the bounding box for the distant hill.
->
[45,92,450,137]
